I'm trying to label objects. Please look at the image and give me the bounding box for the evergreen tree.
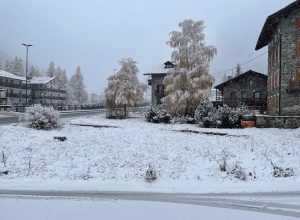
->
[69,66,88,104]
[47,61,56,77]
[60,69,69,84]
[28,66,41,78]
[55,67,68,84]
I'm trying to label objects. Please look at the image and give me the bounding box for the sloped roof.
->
[143,64,167,76]
[0,70,60,85]
[214,70,267,89]
[0,70,25,81]
[28,76,56,84]
[256,0,300,50]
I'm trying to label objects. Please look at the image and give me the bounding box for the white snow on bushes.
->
[0,114,299,192]
[25,104,60,130]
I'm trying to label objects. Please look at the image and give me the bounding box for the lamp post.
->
[21,43,33,106]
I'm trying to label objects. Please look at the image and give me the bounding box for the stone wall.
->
[256,115,300,128]
[267,9,300,116]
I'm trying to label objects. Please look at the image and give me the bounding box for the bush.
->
[195,102,242,128]
[144,106,171,124]
[216,105,242,128]
[229,163,247,181]
[145,164,158,183]
[172,115,196,124]
[273,166,294,178]
[25,104,60,130]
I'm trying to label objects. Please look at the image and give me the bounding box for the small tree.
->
[162,19,216,116]
[70,66,88,104]
[105,58,145,118]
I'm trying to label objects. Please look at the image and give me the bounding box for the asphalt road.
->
[0,109,105,125]
[0,190,299,218]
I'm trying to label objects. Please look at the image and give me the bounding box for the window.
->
[249,80,253,86]
[297,68,300,82]
[254,91,261,99]
[297,40,300,57]
[296,18,300,28]
[241,91,247,99]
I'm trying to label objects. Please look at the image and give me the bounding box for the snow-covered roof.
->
[144,64,168,75]
[0,70,25,81]
[28,76,56,84]
[0,70,58,85]
[144,65,166,75]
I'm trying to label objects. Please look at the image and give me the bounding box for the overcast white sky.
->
[0,0,295,93]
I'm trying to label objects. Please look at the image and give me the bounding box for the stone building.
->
[256,0,300,116]
[214,70,267,111]
[144,61,174,106]
[0,70,66,106]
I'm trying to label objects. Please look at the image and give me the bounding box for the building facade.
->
[0,70,66,106]
[144,61,174,106]
[214,70,267,111]
[256,1,300,116]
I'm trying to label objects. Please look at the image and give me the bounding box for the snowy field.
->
[0,197,298,220]
[0,113,299,193]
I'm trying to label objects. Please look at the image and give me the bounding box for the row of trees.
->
[0,58,91,105]
[104,19,218,118]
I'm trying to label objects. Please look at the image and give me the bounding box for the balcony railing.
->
[0,82,25,89]
[0,82,66,93]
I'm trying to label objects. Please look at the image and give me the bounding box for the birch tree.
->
[105,58,145,116]
[162,19,216,116]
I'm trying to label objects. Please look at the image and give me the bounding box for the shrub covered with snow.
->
[145,164,158,183]
[229,163,247,181]
[172,115,196,124]
[144,106,171,124]
[195,102,242,128]
[25,104,60,130]
[273,166,295,178]
[216,105,242,128]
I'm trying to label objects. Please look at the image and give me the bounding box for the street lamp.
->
[21,43,33,106]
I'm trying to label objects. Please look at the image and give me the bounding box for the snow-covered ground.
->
[0,113,299,193]
[0,197,298,220]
